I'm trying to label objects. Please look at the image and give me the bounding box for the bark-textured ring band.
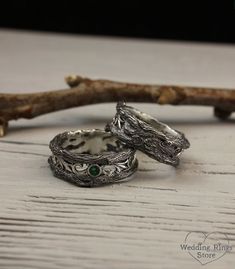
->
[48,129,138,187]
[106,102,190,166]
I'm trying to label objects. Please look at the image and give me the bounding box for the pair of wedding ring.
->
[48,102,190,187]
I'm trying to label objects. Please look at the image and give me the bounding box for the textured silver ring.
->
[106,102,190,166]
[48,129,138,187]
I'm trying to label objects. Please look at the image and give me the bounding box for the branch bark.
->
[0,75,235,136]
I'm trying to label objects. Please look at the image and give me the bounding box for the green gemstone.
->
[88,165,101,177]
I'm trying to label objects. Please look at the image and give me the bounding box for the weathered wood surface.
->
[0,29,235,269]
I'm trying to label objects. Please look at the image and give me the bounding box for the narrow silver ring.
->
[106,102,190,166]
[48,129,138,187]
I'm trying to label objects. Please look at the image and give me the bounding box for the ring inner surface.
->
[126,106,180,137]
[61,130,124,155]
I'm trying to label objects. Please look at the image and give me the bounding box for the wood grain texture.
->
[0,29,235,269]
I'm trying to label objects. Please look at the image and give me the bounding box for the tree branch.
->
[0,75,235,136]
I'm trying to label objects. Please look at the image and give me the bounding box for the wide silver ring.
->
[48,129,138,187]
[106,102,190,166]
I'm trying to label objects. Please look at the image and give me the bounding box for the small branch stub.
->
[214,107,233,120]
[0,119,8,137]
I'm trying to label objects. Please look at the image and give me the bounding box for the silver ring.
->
[106,102,190,166]
[48,129,138,187]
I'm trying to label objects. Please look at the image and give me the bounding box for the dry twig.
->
[0,75,235,137]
